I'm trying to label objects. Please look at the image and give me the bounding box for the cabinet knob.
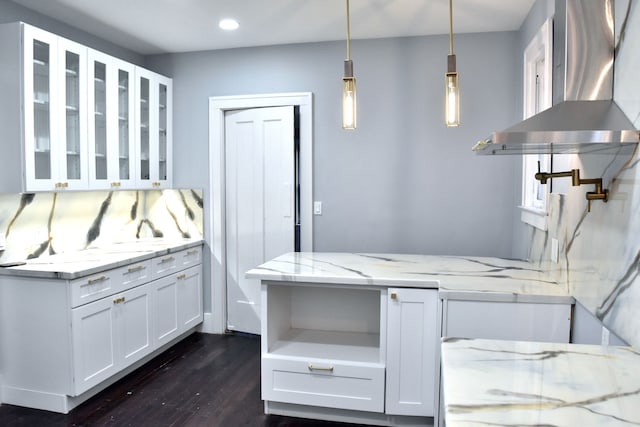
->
[390,292,397,300]
[111,181,121,188]
[152,181,161,187]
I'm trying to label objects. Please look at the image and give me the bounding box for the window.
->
[521,18,552,230]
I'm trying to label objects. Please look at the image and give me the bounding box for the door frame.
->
[206,92,313,334]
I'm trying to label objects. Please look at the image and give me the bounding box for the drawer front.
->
[115,259,152,290]
[70,271,117,308]
[262,356,385,413]
[151,246,202,280]
[70,260,153,308]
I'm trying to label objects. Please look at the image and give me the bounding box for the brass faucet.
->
[534,162,609,212]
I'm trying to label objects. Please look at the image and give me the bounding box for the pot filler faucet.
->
[534,161,608,212]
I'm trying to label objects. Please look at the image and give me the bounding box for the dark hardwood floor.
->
[0,333,368,427]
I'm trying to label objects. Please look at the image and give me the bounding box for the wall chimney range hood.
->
[473,0,639,155]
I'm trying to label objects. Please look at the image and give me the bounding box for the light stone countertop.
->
[0,238,204,280]
[246,252,573,303]
[440,338,640,426]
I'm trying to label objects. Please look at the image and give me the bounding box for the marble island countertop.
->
[246,252,573,303]
[0,238,204,279]
[441,338,640,426]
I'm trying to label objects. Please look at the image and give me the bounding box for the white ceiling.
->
[10,0,535,55]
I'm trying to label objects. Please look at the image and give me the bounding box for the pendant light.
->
[445,0,460,127]
[342,0,356,129]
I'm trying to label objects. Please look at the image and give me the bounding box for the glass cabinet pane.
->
[33,39,52,180]
[139,77,150,181]
[94,61,107,180]
[158,83,167,181]
[118,69,130,180]
[65,51,81,180]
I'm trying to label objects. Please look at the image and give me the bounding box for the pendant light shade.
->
[342,0,356,129]
[342,59,356,129]
[445,0,460,127]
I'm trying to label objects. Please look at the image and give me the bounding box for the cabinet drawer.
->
[151,246,202,279]
[262,355,385,413]
[70,271,117,308]
[70,260,152,308]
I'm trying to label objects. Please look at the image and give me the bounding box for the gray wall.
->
[0,0,143,64]
[146,32,522,259]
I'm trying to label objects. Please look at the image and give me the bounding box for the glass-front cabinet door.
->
[135,67,172,189]
[59,37,88,190]
[88,50,136,189]
[23,25,59,191]
[23,24,88,191]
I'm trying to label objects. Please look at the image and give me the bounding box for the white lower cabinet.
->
[386,288,438,416]
[72,282,154,395]
[261,282,440,425]
[154,264,203,347]
[261,283,387,414]
[0,245,203,413]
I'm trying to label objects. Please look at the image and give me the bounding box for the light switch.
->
[313,201,322,215]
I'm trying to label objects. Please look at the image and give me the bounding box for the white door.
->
[225,106,295,334]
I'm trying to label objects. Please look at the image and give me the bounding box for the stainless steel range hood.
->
[473,0,639,155]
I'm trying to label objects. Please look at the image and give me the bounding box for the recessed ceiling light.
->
[219,18,239,31]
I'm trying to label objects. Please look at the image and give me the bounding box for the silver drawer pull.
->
[176,273,186,280]
[113,296,125,304]
[308,364,334,372]
[87,275,107,284]
[127,265,146,273]
[160,256,175,263]
[186,250,198,256]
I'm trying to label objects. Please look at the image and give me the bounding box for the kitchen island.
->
[440,338,640,426]
[0,238,204,413]
[247,252,573,426]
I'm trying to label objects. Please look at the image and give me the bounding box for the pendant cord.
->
[448,0,453,55]
[346,0,351,60]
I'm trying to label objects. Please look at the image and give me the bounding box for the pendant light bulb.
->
[342,0,356,130]
[342,60,357,130]
[445,0,460,127]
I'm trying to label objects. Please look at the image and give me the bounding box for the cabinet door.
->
[119,283,154,366]
[23,24,60,191]
[135,67,172,189]
[386,288,438,416]
[154,274,180,346]
[71,296,119,395]
[88,50,137,189]
[177,265,203,330]
[57,37,88,190]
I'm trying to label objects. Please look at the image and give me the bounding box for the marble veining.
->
[441,338,640,426]
[0,189,203,264]
[247,252,573,302]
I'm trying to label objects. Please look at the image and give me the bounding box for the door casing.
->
[206,93,313,334]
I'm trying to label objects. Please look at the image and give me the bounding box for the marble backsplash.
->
[527,0,640,348]
[0,189,203,263]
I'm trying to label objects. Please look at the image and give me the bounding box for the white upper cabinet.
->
[0,22,172,192]
[135,68,173,189]
[88,50,136,189]
[0,23,90,192]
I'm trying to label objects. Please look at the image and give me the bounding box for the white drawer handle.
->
[87,275,107,284]
[160,256,175,263]
[308,364,334,373]
[127,265,146,273]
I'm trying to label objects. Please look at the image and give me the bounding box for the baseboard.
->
[200,312,215,333]
[265,401,433,427]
